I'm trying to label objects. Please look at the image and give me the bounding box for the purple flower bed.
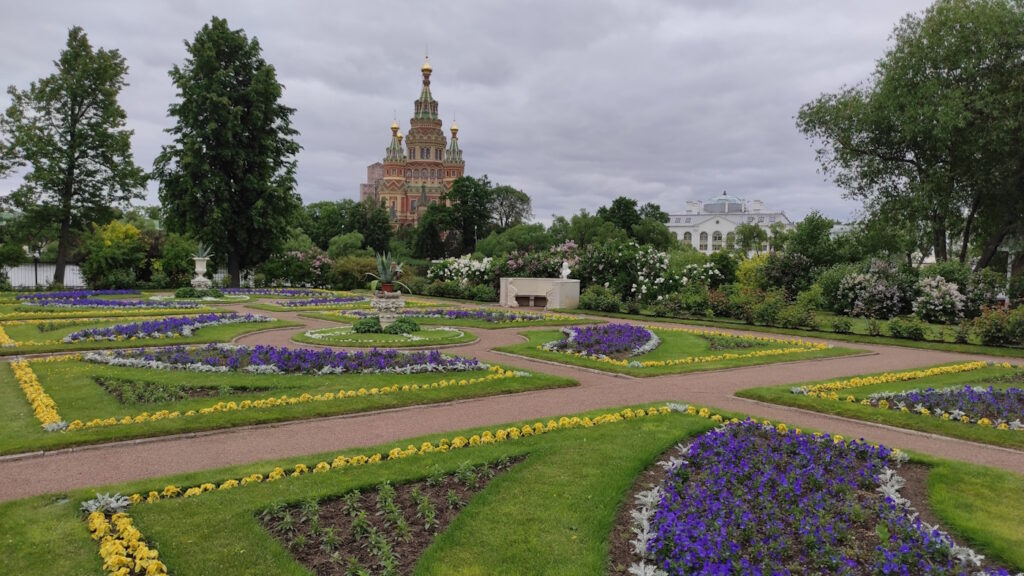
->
[547,323,653,357]
[223,288,325,297]
[63,313,269,343]
[867,386,1024,426]
[16,289,140,300]
[275,296,366,307]
[22,297,200,309]
[95,343,482,374]
[349,308,548,322]
[647,420,1008,575]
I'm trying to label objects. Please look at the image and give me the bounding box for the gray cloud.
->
[0,0,933,226]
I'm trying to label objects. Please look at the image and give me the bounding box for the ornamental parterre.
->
[274,295,366,307]
[864,385,1024,431]
[62,313,272,343]
[85,343,484,375]
[223,288,326,297]
[22,297,201,309]
[16,289,140,300]
[542,323,658,358]
[643,419,1010,576]
[348,308,554,322]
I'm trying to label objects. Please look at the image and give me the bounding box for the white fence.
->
[3,263,85,288]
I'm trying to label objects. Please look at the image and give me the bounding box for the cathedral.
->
[359,57,466,227]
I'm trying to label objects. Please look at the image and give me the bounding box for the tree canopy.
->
[153,16,301,287]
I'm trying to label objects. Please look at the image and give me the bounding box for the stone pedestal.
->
[191,257,212,289]
[499,278,580,309]
[371,291,405,327]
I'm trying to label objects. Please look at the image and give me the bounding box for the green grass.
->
[0,318,296,356]
[0,359,576,454]
[566,308,1024,358]
[302,309,602,329]
[291,325,478,347]
[737,364,1024,449]
[495,327,862,376]
[1,406,1021,574]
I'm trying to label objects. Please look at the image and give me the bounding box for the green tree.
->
[299,201,348,250]
[549,210,628,246]
[476,223,552,257]
[767,222,791,252]
[159,233,198,287]
[638,202,669,223]
[597,197,641,233]
[0,27,146,284]
[631,218,676,251]
[785,211,836,267]
[153,17,301,287]
[490,185,532,231]
[78,220,148,288]
[797,0,1024,265]
[413,203,451,259]
[734,223,768,255]
[348,200,392,253]
[328,231,364,258]
[443,175,494,253]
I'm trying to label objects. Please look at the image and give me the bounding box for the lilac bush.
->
[544,323,655,357]
[914,277,966,324]
[647,420,1009,575]
[866,385,1024,429]
[22,297,200,309]
[837,272,903,319]
[62,313,271,343]
[16,289,140,300]
[274,296,366,307]
[86,344,483,375]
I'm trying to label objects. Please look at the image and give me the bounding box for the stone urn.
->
[191,257,212,289]
[370,290,405,328]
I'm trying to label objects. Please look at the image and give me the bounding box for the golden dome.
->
[450,121,459,135]
[397,131,403,142]
[421,56,432,73]
[391,120,399,133]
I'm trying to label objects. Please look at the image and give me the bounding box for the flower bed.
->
[863,385,1024,431]
[15,289,140,300]
[300,325,471,347]
[348,308,574,324]
[223,288,326,297]
[542,323,657,358]
[22,297,201,309]
[274,295,366,308]
[792,361,993,398]
[87,510,167,575]
[62,313,272,343]
[641,418,1009,575]
[84,344,483,375]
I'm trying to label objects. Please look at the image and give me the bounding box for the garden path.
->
[1,302,1022,502]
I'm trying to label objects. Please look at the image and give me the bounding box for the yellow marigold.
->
[219,479,239,490]
[161,485,181,498]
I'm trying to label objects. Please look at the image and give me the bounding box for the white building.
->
[667,192,793,254]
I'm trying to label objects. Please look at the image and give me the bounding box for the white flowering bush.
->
[427,255,495,286]
[913,276,965,324]
[679,263,722,288]
[836,273,903,319]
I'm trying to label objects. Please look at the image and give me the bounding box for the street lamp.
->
[33,249,40,289]
[998,236,1021,310]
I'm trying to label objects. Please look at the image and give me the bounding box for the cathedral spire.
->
[415,55,437,120]
[445,115,463,165]
[384,121,405,163]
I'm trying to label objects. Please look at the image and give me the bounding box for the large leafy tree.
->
[0,27,146,284]
[154,17,301,287]
[797,0,1024,266]
[443,175,494,253]
[597,196,641,233]
[489,185,532,231]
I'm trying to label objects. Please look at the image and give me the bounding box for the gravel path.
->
[1,302,1022,502]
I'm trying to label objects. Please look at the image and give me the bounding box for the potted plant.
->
[190,242,214,289]
[366,252,406,293]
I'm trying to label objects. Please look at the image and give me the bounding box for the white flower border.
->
[302,325,467,345]
[865,386,1024,431]
[541,325,661,362]
[62,314,273,343]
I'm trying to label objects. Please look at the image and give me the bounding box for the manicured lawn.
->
[0,359,575,454]
[303,309,602,329]
[0,318,296,356]
[567,308,1024,358]
[495,327,862,376]
[292,325,478,348]
[1,406,1021,574]
[737,364,1024,449]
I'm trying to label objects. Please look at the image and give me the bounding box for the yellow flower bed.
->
[539,325,827,368]
[796,361,990,398]
[88,511,167,576]
[0,326,16,347]
[11,360,65,428]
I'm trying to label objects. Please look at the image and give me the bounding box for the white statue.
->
[560,260,571,279]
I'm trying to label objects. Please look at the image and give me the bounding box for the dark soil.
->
[95,377,266,405]
[608,451,1011,575]
[261,456,522,575]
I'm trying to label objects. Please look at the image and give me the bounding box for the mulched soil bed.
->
[96,377,268,404]
[261,456,522,575]
[608,444,1011,575]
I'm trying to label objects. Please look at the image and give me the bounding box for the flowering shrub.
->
[647,420,1008,575]
[836,272,903,319]
[22,297,201,309]
[677,263,722,288]
[87,344,484,375]
[62,313,271,343]
[427,255,495,286]
[575,241,681,303]
[16,289,140,300]
[864,385,1024,430]
[913,276,966,324]
[274,296,366,308]
[543,324,657,358]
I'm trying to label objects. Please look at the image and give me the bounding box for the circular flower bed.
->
[299,325,472,348]
[348,308,552,323]
[84,344,484,375]
[275,296,366,308]
[542,323,658,359]
[62,313,272,343]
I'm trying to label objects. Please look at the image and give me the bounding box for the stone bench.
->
[499,278,580,310]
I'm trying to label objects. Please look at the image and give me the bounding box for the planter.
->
[381,282,394,293]
[191,257,212,289]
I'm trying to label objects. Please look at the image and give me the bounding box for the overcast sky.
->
[0,0,934,225]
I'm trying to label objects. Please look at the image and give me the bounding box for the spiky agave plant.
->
[366,252,410,292]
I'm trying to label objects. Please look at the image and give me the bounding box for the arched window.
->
[725,232,736,250]
[712,231,723,251]
[430,169,435,179]
[699,232,708,251]
[406,169,411,178]
[682,232,692,246]
[414,169,420,179]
